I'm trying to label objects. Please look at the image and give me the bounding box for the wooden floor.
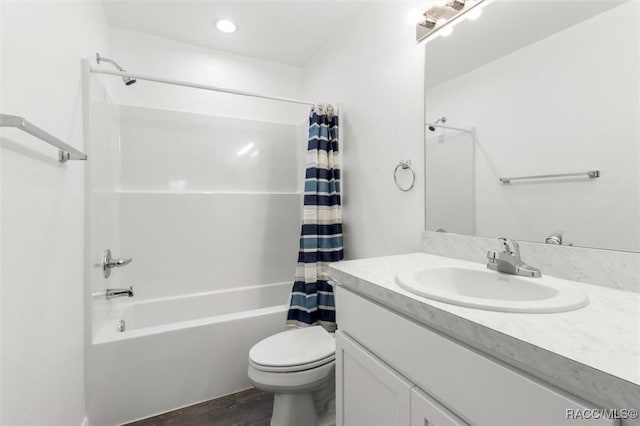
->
[125,388,274,426]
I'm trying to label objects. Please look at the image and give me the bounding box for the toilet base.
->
[271,393,316,426]
[318,398,336,426]
[267,371,335,426]
[270,393,335,426]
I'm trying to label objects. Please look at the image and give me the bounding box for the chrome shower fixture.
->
[428,116,447,131]
[96,52,137,86]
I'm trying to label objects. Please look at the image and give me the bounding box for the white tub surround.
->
[329,253,639,411]
[85,77,306,425]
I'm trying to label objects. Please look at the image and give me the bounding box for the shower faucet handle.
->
[102,249,133,278]
[110,257,132,267]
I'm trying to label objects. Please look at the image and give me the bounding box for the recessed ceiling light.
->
[215,19,237,33]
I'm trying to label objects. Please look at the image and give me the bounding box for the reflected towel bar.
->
[0,114,87,162]
[499,170,600,184]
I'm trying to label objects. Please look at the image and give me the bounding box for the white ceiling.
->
[101,0,367,67]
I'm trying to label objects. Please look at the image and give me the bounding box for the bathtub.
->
[87,282,290,426]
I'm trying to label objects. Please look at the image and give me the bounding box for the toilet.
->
[248,326,336,426]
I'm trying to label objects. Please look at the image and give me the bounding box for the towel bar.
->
[0,113,87,162]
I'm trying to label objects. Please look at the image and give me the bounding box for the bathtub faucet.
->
[91,286,134,300]
[106,286,134,299]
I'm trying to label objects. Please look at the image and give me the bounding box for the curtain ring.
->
[394,159,415,192]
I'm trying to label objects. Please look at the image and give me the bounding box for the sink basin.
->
[395,266,588,313]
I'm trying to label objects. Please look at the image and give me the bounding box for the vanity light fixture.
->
[416,0,487,43]
[420,14,438,30]
[449,0,466,11]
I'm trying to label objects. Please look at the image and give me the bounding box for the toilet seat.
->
[249,326,335,373]
[250,353,335,372]
[248,358,335,393]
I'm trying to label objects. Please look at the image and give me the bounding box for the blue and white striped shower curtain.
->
[286,105,342,332]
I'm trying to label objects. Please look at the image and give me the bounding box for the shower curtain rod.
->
[89,66,317,106]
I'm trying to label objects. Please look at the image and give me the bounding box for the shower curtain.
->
[286,104,343,332]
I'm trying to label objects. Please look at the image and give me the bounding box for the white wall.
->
[107,27,308,125]
[0,1,109,425]
[426,1,640,252]
[301,1,426,260]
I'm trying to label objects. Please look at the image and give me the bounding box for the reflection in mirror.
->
[424,0,639,252]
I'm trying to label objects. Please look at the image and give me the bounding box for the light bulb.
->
[216,19,237,33]
[407,8,425,25]
[440,25,453,37]
[466,8,482,20]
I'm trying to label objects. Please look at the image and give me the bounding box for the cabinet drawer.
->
[336,286,617,426]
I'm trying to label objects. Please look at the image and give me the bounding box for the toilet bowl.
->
[248,326,336,426]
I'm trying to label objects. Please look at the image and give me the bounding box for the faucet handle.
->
[487,250,497,260]
[497,237,520,257]
[111,257,133,267]
[102,249,133,278]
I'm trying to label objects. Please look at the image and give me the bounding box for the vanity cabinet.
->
[336,331,411,426]
[335,286,618,426]
[336,329,467,426]
[410,388,468,426]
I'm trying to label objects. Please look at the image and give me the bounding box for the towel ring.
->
[394,159,415,192]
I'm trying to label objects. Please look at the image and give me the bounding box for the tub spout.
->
[105,286,134,300]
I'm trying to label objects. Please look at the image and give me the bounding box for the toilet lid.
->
[249,326,335,369]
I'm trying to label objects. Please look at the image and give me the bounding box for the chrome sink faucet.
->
[487,237,541,278]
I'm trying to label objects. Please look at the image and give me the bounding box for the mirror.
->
[424,0,639,252]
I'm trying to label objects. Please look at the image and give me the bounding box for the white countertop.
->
[329,252,640,409]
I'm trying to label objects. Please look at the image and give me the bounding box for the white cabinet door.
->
[336,331,412,426]
[411,388,468,426]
